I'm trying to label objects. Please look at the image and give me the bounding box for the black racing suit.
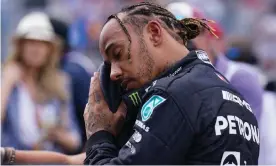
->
[84,50,260,165]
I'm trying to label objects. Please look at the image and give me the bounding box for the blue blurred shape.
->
[69,17,88,50]
[226,47,240,60]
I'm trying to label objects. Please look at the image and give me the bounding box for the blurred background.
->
[1,0,276,164]
[2,0,276,83]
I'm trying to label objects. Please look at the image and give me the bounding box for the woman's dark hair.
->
[105,2,217,59]
[49,18,70,54]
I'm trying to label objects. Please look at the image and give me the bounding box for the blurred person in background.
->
[252,4,276,93]
[67,0,117,68]
[85,16,106,67]
[49,17,95,151]
[226,37,267,87]
[226,38,259,65]
[1,11,81,154]
[227,38,276,165]
[167,2,264,121]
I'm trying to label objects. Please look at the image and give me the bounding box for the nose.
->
[110,63,123,81]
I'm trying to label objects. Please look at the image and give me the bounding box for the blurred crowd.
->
[1,0,276,164]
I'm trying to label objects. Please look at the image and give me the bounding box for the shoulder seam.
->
[154,65,195,92]
[153,88,196,132]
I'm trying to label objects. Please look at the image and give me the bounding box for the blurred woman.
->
[1,12,81,154]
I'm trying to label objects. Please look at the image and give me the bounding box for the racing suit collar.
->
[157,50,214,79]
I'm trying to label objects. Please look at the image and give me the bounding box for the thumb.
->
[115,102,127,120]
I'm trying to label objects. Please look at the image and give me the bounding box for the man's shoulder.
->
[143,64,254,134]
[151,64,233,97]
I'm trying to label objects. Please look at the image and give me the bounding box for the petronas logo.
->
[129,92,142,106]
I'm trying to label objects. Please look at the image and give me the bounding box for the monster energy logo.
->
[129,92,142,106]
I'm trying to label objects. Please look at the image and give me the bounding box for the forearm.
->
[55,131,80,153]
[68,153,86,165]
[15,150,69,165]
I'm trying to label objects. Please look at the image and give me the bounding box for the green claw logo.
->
[129,92,142,106]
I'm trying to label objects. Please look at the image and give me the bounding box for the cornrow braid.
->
[106,2,218,59]
[108,14,132,61]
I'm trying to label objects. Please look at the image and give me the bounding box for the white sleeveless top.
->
[18,82,58,149]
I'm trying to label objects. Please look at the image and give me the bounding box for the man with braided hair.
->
[84,2,259,165]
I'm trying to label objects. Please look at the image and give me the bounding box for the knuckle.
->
[83,111,88,117]
[116,112,126,120]
[93,106,101,112]
[90,77,96,83]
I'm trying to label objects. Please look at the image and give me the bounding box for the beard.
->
[136,37,155,85]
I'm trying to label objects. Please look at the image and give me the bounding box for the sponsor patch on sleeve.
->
[141,95,166,122]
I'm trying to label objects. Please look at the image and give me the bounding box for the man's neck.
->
[165,44,189,68]
[156,44,190,76]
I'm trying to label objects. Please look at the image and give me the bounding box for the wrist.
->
[86,130,115,153]
[1,148,5,164]
[3,147,16,165]
[86,128,112,140]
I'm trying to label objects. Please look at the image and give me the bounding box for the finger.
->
[90,74,100,88]
[88,77,95,98]
[90,76,97,86]
[84,103,89,114]
[115,102,127,119]
[93,74,100,86]
[83,104,90,121]
[90,72,103,93]
[88,79,105,105]
[93,72,100,77]
[89,76,99,95]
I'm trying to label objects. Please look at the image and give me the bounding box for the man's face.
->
[99,15,158,91]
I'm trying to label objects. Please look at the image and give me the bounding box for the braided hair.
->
[106,2,217,60]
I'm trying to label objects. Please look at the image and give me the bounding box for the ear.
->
[146,21,162,47]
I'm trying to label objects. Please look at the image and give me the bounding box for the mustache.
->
[117,77,135,90]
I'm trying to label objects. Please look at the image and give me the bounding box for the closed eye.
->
[113,50,122,61]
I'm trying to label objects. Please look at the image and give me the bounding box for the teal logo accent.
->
[141,95,166,122]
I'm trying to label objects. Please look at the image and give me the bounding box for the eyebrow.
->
[104,39,126,56]
[104,42,116,57]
